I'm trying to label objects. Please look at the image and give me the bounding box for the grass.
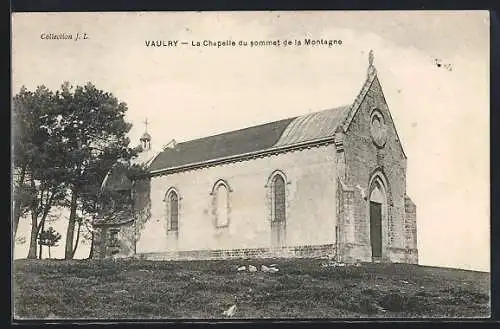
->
[13,258,490,320]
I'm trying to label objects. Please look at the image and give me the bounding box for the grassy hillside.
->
[13,258,490,319]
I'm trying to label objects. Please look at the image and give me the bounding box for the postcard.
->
[11,10,490,320]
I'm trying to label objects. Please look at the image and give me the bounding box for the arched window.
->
[273,175,286,222]
[267,171,287,248]
[211,180,231,228]
[215,183,229,227]
[166,190,179,231]
[370,181,385,203]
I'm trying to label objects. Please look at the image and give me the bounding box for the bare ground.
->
[13,258,490,320]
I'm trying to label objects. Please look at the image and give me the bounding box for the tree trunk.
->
[13,213,19,241]
[27,177,38,259]
[27,211,38,259]
[48,246,51,259]
[38,220,45,260]
[88,230,95,259]
[13,164,27,239]
[13,201,22,240]
[71,220,81,259]
[27,179,55,259]
[65,189,79,260]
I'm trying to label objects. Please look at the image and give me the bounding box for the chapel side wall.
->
[343,76,410,262]
[136,144,338,254]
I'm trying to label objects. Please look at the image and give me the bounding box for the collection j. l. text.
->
[40,33,89,41]
[144,38,343,48]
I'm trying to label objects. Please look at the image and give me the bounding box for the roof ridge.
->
[173,116,298,146]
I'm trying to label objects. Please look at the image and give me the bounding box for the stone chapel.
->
[92,52,419,264]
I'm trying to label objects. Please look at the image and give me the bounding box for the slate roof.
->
[274,106,351,147]
[147,105,351,172]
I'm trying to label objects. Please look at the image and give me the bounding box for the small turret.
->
[140,118,151,151]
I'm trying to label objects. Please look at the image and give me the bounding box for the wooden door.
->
[370,201,382,259]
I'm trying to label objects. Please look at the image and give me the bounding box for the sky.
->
[11,11,490,272]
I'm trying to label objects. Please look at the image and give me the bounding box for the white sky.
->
[11,11,490,272]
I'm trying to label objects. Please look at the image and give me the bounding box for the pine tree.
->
[38,227,62,259]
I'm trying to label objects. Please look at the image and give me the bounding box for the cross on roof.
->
[143,118,149,132]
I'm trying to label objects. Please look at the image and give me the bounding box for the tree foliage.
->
[38,227,62,247]
[12,82,137,259]
[12,86,67,258]
[54,82,136,259]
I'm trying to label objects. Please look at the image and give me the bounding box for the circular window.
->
[370,109,387,148]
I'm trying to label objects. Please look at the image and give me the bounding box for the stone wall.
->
[107,222,136,258]
[336,179,372,262]
[404,195,419,263]
[92,222,136,259]
[137,244,336,261]
[136,144,338,254]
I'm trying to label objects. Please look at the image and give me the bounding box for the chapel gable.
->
[336,53,415,262]
[343,66,407,164]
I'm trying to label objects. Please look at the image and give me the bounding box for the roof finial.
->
[143,117,149,133]
[367,49,376,76]
[368,49,374,67]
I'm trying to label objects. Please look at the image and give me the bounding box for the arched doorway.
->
[369,176,386,261]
